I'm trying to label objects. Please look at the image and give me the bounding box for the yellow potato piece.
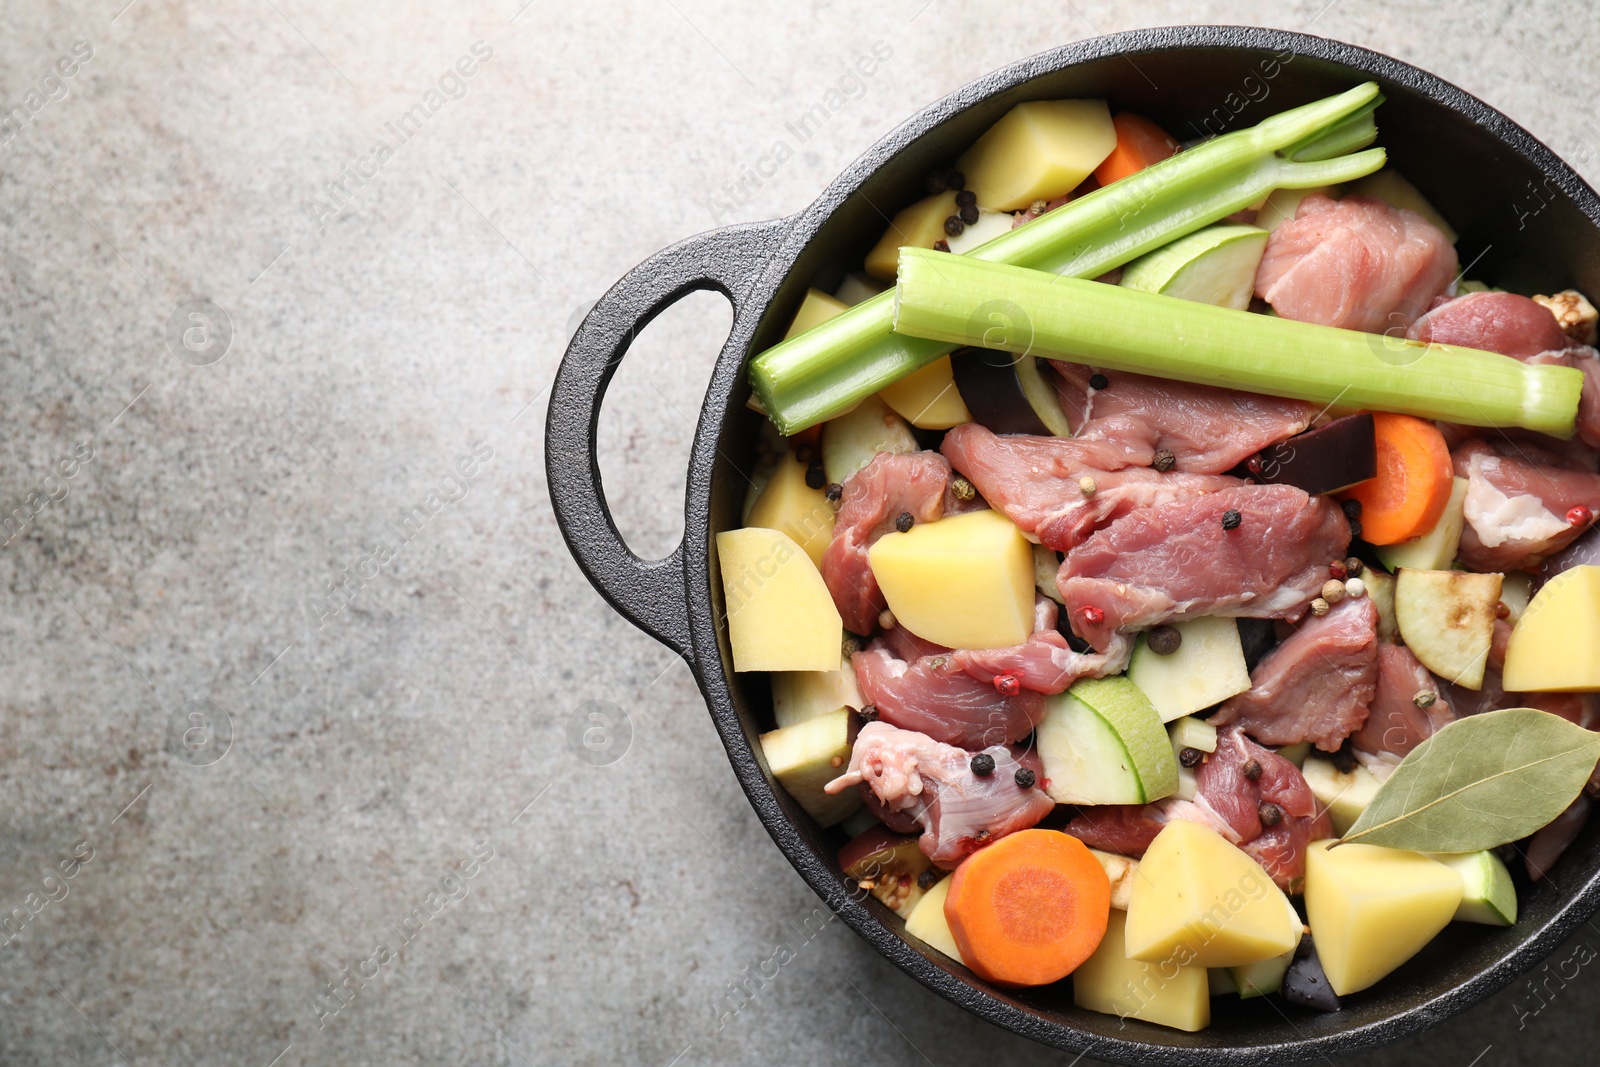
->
[864,191,958,280]
[868,509,1033,650]
[1125,819,1299,969]
[746,453,835,568]
[1074,908,1209,1033]
[877,355,972,430]
[1503,565,1600,691]
[957,99,1116,211]
[783,287,850,340]
[717,527,842,672]
[904,876,963,962]
[1304,840,1461,996]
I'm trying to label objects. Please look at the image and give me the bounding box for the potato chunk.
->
[877,355,972,430]
[1074,908,1209,1032]
[863,191,958,280]
[746,451,835,568]
[1503,565,1600,691]
[868,509,1033,650]
[782,286,849,340]
[1304,840,1461,996]
[904,876,963,962]
[717,527,842,672]
[1124,819,1299,969]
[956,99,1116,211]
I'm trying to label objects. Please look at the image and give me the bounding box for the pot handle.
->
[546,218,787,660]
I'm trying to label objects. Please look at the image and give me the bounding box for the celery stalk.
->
[749,83,1389,434]
[891,248,1584,439]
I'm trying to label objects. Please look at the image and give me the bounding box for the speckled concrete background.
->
[2,1,1597,1064]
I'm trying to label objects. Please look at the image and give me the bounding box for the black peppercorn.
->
[1222,509,1243,531]
[1243,758,1263,780]
[970,753,996,777]
[1152,449,1176,473]
[1014,767,1036,789]
[958,202,979,225]
[1259,801,1284,827]
[1179,747,1203,768]
[805,463,825,490]
[943,215,965,237]
[794,443,814,464]
[1330,742,1357,774]
[824,482,843,503]
[895,511,914,533]
[1088,372,1109,390]
[945,170,965,191]
[1348,517,1363,541]
[955,189,977,209]
[1341,498,1362,520]
[1147,625,1182,656]
[1344,556,1364,578]
[917,869,938,891]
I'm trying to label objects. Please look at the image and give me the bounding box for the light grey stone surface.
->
[1,1,1597,1064]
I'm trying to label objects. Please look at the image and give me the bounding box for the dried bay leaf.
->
[1340,708,1600,853]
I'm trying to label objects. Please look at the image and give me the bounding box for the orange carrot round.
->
[1093,112,1182,187]
[943,829,1110,986]
[1341,412,1454,545]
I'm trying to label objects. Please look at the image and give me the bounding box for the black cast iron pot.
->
[547,25,1600,1063]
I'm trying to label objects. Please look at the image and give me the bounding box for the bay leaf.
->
[1340,708,1600,853]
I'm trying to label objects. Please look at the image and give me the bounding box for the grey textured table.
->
[2,1,1597,1064]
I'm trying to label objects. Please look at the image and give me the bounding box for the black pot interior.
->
[705,30,1600,1061]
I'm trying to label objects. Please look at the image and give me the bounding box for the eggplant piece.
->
[950,347,1073,436]
[1237,617,1280,671]
[1247,413,1377,496]
[1281,934,1341,1012]
[838,825,934,917]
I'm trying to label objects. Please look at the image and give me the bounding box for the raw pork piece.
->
[853,627,1046,749]
[1525,795,1593,883]
[950,596,1131,694]
[821,451,962,635]
[1446,669,1600,729]
[1411,290,1600,449]
[1349,642,1454,758]
[1454,439,1600,572]
[1056,484,1351,652]
[1065,728,1331,891]
[941,422,1242,553]
[1211,596,1378,752]
[1050,361,1316,474]
[1254,194,1458,333]
[825,722,1054,868]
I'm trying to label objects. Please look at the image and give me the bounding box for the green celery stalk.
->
[891,248,1584,438]
[749,83,1389,434]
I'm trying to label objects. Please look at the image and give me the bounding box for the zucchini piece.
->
[1038,677,1178,804]
[820,395,917,486]
[1120,224,1269,311]
[758,707,860,826]
[1126,616,1252,722]
[1374,476,1469,572]
[950,347,1072,436]
[1395,567,1501,690]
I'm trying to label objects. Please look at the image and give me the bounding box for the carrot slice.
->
[943,829,1110,986]
[1092,112,1182,187]
[1340,412,1454,545]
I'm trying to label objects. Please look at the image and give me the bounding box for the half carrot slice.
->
[1093,112,1182,187]
[1341,412,1453,545]
[943,829,1110,986]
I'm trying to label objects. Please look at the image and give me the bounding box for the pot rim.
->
[675,24,1600,1064]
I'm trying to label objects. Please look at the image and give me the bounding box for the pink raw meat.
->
[1453,439,1600,572]
[825,722,1054,868]
[941,422,1239,554]
[950,596,1130,694]
[1056,484,1351,652]
[1349,642,1455,758]
[1254,194,1458,333]
[1051,361,1316,475]
[1211,596,1378,752]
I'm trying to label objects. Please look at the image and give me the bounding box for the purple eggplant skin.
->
[1237,617,1280,672]
[1533,526,1600,594]
[1250,412,1377,497]
[949,348,1057,436]
[1282,935,1342,1013]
